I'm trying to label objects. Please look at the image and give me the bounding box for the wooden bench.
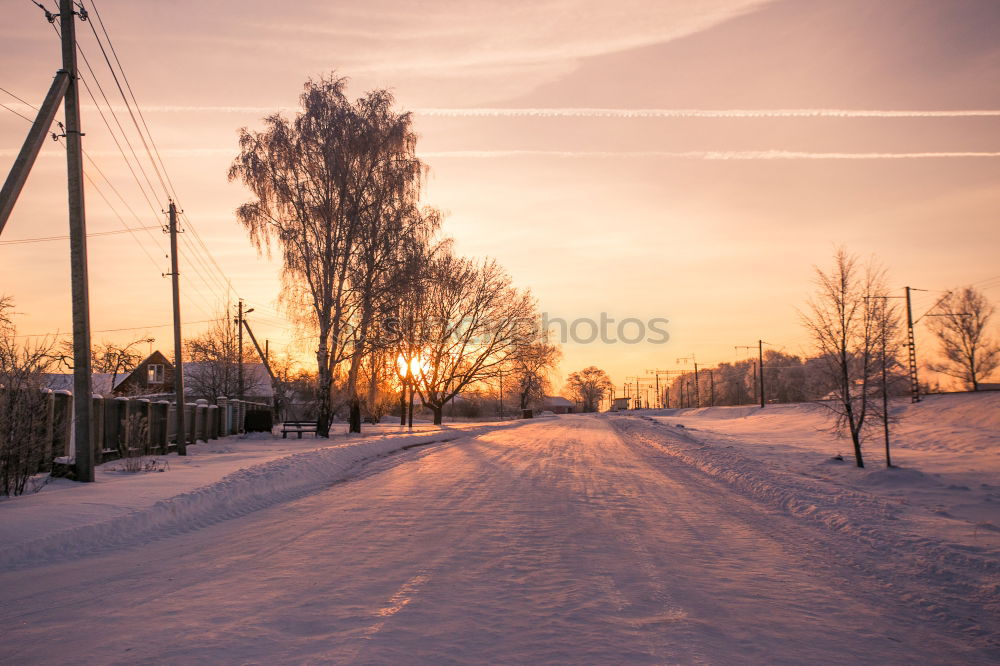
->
[280,421,318,439]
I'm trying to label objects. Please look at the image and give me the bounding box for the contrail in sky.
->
[414,108,1000,119]
[418,150,1000,160]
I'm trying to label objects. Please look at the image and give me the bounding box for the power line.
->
[0,225,159,245]
[0,101,34,123]
[15,317,217,338]
[0,85,35,107]
[72,4,244,306]
[87,0,180,201]
[79,0,171,201]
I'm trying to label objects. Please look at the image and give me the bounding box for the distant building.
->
[543,396,575,414]
[610,397,631,411]
[114,350,175,396]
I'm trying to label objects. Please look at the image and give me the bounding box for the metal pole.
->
[167,202,186,455]
[881,314,893,467]
[905,286,920,403]
[62,0,94,480]
[759,340,765,408]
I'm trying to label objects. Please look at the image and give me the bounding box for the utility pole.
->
[735,345,755,406]
[758,340,765,408]
[0,70,69,233]
[905,286,921,403]
[498,368,503,420]
[241,316,277,417]
[62,0,94,479]
[0,2,95,478]
[880,313,893,468]
[677,356,699,407]
[235,299,253,401]
[708,370,715,406]
[165,202,186,455]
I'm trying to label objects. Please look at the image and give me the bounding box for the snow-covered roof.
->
[183,362,274,398]
[41,372,126,395]
[544,396,575,407]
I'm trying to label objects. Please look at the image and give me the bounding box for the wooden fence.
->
[26,391,268,469]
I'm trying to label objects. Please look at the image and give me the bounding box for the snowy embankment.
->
[0,422,515,571]
[609,393,1000,627]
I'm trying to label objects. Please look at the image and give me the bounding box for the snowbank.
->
[0,423,514,571]
[610,394,1000,582]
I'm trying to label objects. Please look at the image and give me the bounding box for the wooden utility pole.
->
[166,202,186,455]
[62,0,95,480]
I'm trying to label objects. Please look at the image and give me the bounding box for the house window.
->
[147,364,164,384]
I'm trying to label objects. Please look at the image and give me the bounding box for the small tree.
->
[927,287,1000,390]
[508,339,561,411]
[58,336,152,392]
[0,296,57,495]
[566,366,613,412]
[801,249,897,468]
[185,315,264,401]
[414,251,536,425]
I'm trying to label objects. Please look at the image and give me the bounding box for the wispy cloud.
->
[7,148,997,161]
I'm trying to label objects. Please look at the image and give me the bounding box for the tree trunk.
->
[432,405,443,425]
[851,434,864,468]
[316,352,332,438]
[349,397,362,433]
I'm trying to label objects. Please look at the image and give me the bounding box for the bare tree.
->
[566,366,613,412]
[508,338,561,411]
[230,75,426,436]
[185,316,264,401]
[801,249,898,468]
[0,297,57,495]
[58,336,152,392]
[414,250,536,425]
[927,287,1000,390]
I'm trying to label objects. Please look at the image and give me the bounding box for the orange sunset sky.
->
[2,0,999,389]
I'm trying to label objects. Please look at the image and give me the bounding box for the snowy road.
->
[1,416,994,664]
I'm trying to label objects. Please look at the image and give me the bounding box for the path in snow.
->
[0,416,994,664]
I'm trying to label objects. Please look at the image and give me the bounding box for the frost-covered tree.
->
[801,249,899,468]
[230,75,429,435]
[566,366,613,412]
[927,287,1000,391]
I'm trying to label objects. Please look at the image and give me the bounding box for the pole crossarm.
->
[0,70,70,235]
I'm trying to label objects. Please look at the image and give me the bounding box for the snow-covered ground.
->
[0,421,518,570]
[0,403,997,664]
[642,392,1000,558]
